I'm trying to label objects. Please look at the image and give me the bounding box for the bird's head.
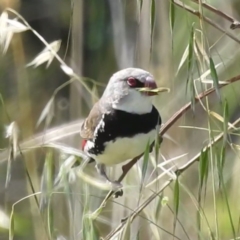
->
[101,68,158,114]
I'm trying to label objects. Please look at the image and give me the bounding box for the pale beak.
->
[144,76,158,96]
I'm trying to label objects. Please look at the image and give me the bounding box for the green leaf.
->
[217,146,225,189]
[174,178,180,215]
[209,57,221,100]
[169,0,175,34]
[138,0,143,12]
[136,230,140,240]
[150,0,155,34]
[141,140,150,184]
[47,201,54,239]
[155,193,163,220]
[197,148,209,236]
[190,62,196,112]
[216,150,236,238]
[154,123,161,161]
[186,23,196,112]
[150,0,155,53]
[173,178,180,235]
[89,220,100,240]
[223,100,229,144]
[46,151,54,237]
[220,144,226,170]
[199,149,209,189]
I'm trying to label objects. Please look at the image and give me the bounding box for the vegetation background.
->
[0,0,240,239]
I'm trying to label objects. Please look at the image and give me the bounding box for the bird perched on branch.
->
[80,68,161,189]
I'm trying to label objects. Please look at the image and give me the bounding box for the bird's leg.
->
[95,163,111,182]
[95,164,123,193]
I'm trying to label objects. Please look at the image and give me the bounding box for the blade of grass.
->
[46,151,54,238]
[169,0,175,34]
[155,193,163,221]
[154,123,161,163]
[199,148,209,192]
[150,0,155,54]
[173,178,180,237]
[141,140,150,185]
[138,0,143,12]
[216,150,236,239]
[197,148,209,240]
[186,23,195,93]
[180,183,215,240]
[209,57,221,100]
[167,203,191,240]
[216,100,228,189]
[190,61,196,112]
[223,100,229,144]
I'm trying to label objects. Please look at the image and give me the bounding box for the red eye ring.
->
[127,77,137,87]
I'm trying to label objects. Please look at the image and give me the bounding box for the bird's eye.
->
[127,77,137,87]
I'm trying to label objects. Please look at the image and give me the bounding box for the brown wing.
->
[80,101,103,140]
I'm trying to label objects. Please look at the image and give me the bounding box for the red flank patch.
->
[81,139,87,150]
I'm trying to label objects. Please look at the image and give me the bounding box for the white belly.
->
[91,129,156,165]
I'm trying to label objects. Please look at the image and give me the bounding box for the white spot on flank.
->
[84,114,106,153]
[94,114,105,136]
[85,140,94,152]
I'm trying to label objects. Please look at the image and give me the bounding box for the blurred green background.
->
[1,0,240,239]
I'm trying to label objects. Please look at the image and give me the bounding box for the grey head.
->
[100,68,158,114]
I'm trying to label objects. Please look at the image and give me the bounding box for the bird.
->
[80,68,161,189]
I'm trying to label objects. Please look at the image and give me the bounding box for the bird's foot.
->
[108,180,123,198]
[114,189,123,198]
[96,163,124,197]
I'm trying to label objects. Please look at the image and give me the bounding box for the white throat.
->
[112,90,153,114]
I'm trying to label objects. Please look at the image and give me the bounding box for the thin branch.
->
[191,0,240,29]
[105,117,240,240]
[161,74,240,135]
[173,0,240,44]
[99,74,240,210]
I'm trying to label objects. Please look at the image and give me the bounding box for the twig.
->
[173,0,240,44]
[191,0,240,29]
[105,117,240,240]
